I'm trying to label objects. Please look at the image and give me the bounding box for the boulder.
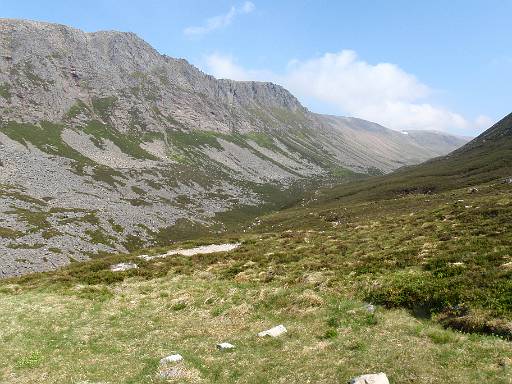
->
[160,354,183,364]
[110,262,138,272]
[216,342,235,350]
[258,324,287,337]
[349,373,389,384]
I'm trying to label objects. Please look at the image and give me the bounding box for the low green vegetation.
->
[0,178,510,383]
[243,131,283,153]
[82,120,158,160]
[166,129,224,150]
[0,119,145,187]
[0,121,92,172]
[91,96,117,121]
[6,208,52,234]
[85,228,115,247]
[0,184,48,206]
[0,112,510,382]
[65,99,91,119]
[317,115,512,204]
[0,82,12,101]
[0,227,23,239]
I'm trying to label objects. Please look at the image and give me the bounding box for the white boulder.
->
[216,342,235,350]
[258,324,287,337]
[160,354,183,364]
[364,304,376,313]
[349,373,389,384]
[110,262,138,272]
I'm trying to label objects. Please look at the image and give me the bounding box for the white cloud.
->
[184,2,255,37]
[205,53,271,81]
[205,50,491,134]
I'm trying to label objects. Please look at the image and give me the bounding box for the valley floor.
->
[0,180,511,383]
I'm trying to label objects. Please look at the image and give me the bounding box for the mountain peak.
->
[0,18,307,133]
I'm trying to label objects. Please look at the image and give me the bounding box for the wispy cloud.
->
[184,1,255,37]
[205,50,493,134]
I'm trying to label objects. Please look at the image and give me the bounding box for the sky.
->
[2,0,511,135]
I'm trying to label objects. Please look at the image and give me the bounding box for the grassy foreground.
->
[0,273,510,383]
[0,179,511,383]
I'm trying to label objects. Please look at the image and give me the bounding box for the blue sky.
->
[2,0,511,134]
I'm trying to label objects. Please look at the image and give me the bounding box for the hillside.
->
[0,117,510,382]
[248,112,512,338]
[0,19,468,277]
[300,112,512,205]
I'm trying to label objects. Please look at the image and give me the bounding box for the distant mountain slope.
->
[401,129,472,157]
[0,19,468,276]
[314,116,469,172]
[308,112,512,205]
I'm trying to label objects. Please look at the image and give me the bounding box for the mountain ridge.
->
[0,18,469,277]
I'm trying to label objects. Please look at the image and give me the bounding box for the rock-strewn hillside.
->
[0,19,468,277]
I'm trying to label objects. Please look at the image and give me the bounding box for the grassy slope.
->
[0,115,511,383]
[0,180,511,383]
[252,113,512,336]
[0,222,510,383]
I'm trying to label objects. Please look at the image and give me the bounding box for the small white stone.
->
[364,304,376,313]
[110,262,138,272]
[160,354,183,364]
[349,373,389,384]
[216,342,235,350]
[258,324,287,337]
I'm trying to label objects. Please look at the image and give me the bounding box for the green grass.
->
[65,99,91,119]
[82,120,158,160]
[243,132,283,153]
[0,82,11,101]
[252,182,512,337]
[0,242,510,383]
[0,227,23,239]
[91,96,117,122]
[5,208,52,234]
[0,114,510,382]
[84,228,115,247]
[312,113,512,205]
[0,121,92,171]
[0,120,132,188]
[0,185,48,206]
[166,130,224,150]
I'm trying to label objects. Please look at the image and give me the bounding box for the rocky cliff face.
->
[0,19,469,277]
[0,18,306,133]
